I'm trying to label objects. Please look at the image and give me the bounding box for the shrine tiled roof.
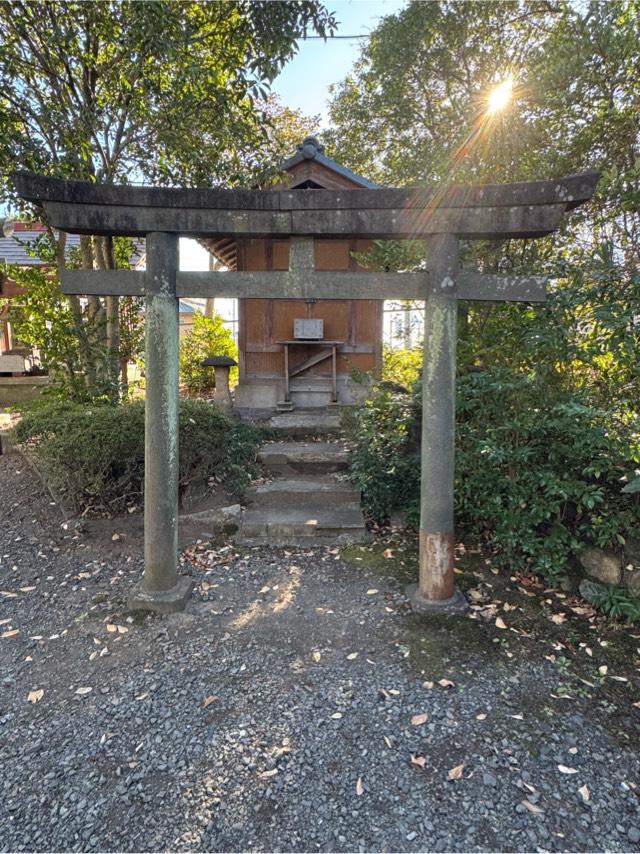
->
[281,137,378,189]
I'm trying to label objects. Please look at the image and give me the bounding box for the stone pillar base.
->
[407,583,468,616]
[128,575,194,614]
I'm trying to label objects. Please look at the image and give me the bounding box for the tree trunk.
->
[97,236,121,398]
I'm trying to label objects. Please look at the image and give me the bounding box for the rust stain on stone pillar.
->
[419,530,455,600]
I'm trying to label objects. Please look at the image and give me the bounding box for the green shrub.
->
[346,387,421,526]
[179,313,238,396]
[382,345,422,389]
[455,370,639,581]
[346,369,640,582]
[583,583,640,623]
[12,398,260,514]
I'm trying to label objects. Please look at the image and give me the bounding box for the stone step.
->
[265,411,342,437]
[258,441,349,476]
[246,476,360,507]
[236,504,369,546]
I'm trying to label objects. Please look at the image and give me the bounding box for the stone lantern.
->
[202,355,237,410]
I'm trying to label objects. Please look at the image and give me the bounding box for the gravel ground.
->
[2,450,640,853]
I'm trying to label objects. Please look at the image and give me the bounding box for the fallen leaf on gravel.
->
[522,799,544,815]
[312,650,321,662]
[610,675,628,682]
[550,613,567,624]
[598,665,608,676]
[19,586,36,593]
[568,747,578,754]
[136,693,149,701]
[112,533,122,541]
[447,764,464,780]
[117,625,128,634]
[438,679,455,688]
[423,681,434,689]
[558,765,578,774]
[509,714,524,720]
[346,652,359,660]
[366,589,379,595]
[476,713,487,720]
[503,602,517,611]
[331,712,343,719]
[27,689,44,703]
[383,735,393,749]
[578,784,590,802]
[495,617,508,630]
[203,695,218,708]
[1,629,19,638]
[106,624,117,633]
[411,713,428,726]
[259,769,278,778]
[75,687,92,696]
[411,754,427,768]
[0,591,17,598]
[356,777,364,796]
[383,549,393,559]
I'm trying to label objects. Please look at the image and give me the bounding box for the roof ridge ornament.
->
[298,136,325,160]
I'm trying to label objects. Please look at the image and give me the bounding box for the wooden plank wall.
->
[238,238,383,382]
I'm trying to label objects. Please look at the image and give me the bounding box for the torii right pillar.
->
[409,232,468,615]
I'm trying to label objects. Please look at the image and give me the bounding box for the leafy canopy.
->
[0,0,336,194]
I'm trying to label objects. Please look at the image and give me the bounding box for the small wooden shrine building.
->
[202,137,381,410]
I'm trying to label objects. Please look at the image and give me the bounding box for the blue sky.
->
[272,0,405,127]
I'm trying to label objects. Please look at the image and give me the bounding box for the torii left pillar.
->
[408,232,467,616]
[128,232,194,613]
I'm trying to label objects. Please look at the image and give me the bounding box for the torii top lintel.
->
[14,170,598,241]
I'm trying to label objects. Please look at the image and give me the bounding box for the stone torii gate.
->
[15,170,598,614]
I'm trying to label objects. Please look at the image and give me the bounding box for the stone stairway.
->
[237,439,369,547]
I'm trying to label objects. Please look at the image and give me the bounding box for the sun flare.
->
[487,78,513,114]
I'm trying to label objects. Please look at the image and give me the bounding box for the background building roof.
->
[0,222,81,266]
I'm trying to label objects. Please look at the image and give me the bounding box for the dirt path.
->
[1,451,640,852]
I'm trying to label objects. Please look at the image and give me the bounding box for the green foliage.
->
[346,371,640,582]
[346,387,420,526]
[12,398,261,514]
[332,0,640,583]
[382,346,422,389]
[455,370,639,581]
[0,1,332,402]
[7,263,117,401]
[584,583,640,624]
[179,313,238,396]
[0,1,336,192]
[328,0,640,435]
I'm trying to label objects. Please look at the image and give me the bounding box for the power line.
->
[305,33,371,39]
